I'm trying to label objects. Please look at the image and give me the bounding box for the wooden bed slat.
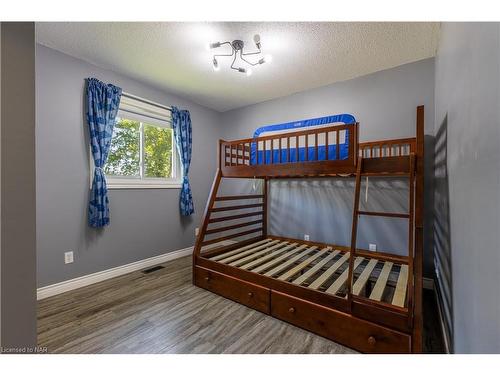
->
[215,194,264,201]
[204,219,263,235]
[325,257,364,295]
[292,250,340,285]
[264,246,318,277]
[369,261,393,301]
[308,252,350,290]
[219,240,281,264]
[352,259,378,295]
[251,244,308,274]
[392,265,409,307]
[209,238,271,261]
[228,241,292,267]
[358,210,410,219]
[239,242,299,270]
[278,247,332,281]
[208,210,264,224]
[201,227,263,246]
[210,203,263,212]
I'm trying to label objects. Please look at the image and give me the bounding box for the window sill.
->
[107,183,182,190]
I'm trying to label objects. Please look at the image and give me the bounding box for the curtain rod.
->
[122,91,172,112]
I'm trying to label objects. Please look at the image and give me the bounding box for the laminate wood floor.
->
[37,255,356,354]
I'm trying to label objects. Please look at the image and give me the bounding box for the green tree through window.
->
[105,119,140,177]
[104,118,174,180]
[144,123,172,178]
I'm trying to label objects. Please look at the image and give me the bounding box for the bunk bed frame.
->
[193,106,425,353]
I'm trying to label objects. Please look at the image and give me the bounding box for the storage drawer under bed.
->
[270,290,411,353]
[194,266,270,314]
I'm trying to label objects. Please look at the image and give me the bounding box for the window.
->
[94,94,182,189]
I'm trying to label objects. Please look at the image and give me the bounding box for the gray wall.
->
[434,23,500,354]
[36,45,221,287]
[1,23,37,350]
[220,59,435,270]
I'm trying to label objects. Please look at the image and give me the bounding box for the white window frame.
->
[90,95,182,189]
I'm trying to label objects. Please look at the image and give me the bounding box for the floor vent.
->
[142,265,165,274]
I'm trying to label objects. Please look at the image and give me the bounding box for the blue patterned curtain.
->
[172,107,194,216]
[86,78,122,227]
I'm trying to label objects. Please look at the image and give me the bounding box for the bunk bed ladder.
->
[347,154,416,318]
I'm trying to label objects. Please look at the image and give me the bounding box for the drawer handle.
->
[288,307,296,313]
[204,276,210,282]
[248,292,254,297]
[367,336,376,346]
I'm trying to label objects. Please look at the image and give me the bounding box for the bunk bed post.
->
[262,177,268,237]
[354,122,360,164]
[412,105,425,353]
[348,123,358,167]
[219,139,224,170]
[407,153,416,328]
[347,156,363,309]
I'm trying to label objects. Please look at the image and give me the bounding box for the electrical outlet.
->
[304,234,310,241]
[195,227,200,236]
[64,251,74,264]
[369,243,377,252]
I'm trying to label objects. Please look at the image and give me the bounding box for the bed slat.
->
[215,194,264,201]
[264,246,318,277]
[251,244,308,274]
[209,239,271,261]
[392,265,409,307]
[228,241,294,267]
[325,257,364,295]
[352,259,378,295]
[218,240,280,264]
[208,210,263,224]
[292,250,340,285]
[277,247,332,281]
[369,261,393,301]
[308,252,350,290]
[239,242,298,270]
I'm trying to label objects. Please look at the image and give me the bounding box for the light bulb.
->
[246,68,253,76]
[264,54,273,63]
[253,34,261,49]
[205,42,211,51]
[212,58,220,71]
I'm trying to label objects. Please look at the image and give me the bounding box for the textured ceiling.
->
[36,22,439,112]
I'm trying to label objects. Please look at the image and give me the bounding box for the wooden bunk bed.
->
[193,106,425,353]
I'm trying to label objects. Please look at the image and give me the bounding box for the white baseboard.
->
[37,240,235,300]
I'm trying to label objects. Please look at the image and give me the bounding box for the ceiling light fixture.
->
[209,34,271,76]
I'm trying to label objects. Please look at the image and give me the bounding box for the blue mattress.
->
[250,114,356,165]
[254,144,349,164]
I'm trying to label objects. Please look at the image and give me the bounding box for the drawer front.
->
[195,266,270,314]
[271,290,411,353]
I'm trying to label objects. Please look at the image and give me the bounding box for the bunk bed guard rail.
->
[220,114,359,176]
[250,114,356,164]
